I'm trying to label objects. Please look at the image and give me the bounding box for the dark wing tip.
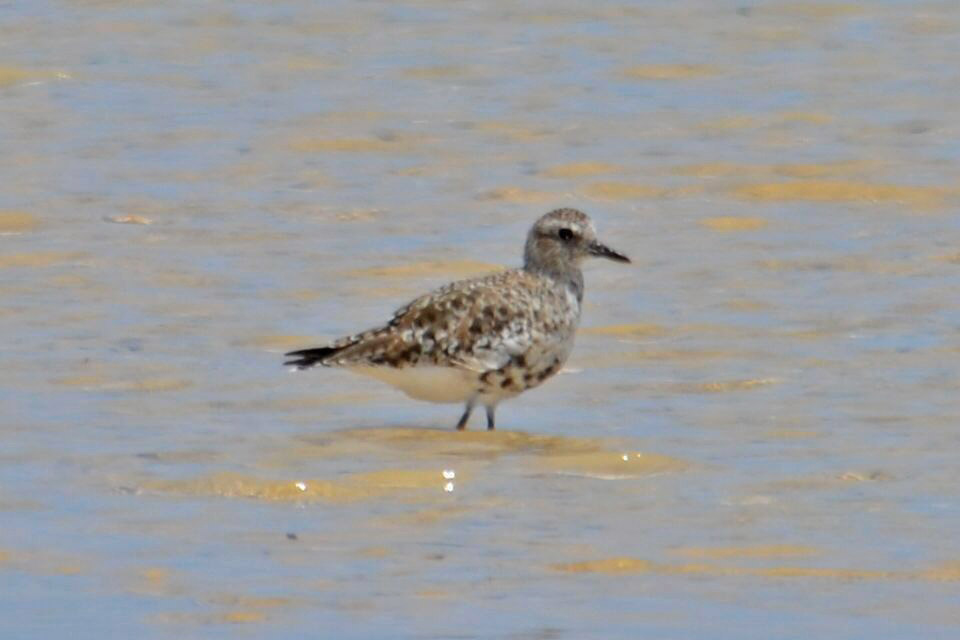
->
[283,346,340,369]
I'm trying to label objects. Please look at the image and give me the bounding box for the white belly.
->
[348,366,478,404]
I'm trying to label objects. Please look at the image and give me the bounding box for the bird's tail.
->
[284,346,343,370]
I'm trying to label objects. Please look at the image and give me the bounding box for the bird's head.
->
[523,208,630,275]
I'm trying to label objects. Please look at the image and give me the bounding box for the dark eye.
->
[558,228,574,241]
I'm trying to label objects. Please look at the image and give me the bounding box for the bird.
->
[284,208,630,430]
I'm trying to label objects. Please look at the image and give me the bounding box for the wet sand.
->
[3,1,960,638]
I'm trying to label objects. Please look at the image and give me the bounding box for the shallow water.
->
[3,1,960,638]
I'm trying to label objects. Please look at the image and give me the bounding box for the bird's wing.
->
[309,269,563,372]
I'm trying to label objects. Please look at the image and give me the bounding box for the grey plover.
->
[285,208,630,430]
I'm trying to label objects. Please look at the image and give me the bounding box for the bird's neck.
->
[524,261,584,303]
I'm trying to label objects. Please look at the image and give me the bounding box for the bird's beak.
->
[588,241,631,263]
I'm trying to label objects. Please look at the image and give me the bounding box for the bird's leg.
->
[485,405,496,431]
[456,400,475,430]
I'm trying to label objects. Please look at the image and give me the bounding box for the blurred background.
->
[2,1,960,638]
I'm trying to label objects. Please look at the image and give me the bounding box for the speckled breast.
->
[475,331,576,398]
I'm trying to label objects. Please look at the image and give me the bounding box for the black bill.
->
[588,241,631,263]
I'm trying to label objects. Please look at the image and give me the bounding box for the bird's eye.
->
[558,228,574,241]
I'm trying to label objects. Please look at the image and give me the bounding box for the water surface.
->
[3,1,960,638]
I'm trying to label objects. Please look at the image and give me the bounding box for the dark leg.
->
[456,401,474,430]
[485,406,496,431]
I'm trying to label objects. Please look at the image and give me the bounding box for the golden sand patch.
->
[104,214,152,225]
[0,211,39,233]
[476,187,558,203]
[148,469,452,503]
[673,161,864,179]
[921,563,960,582]
[0,251,84,268]
[287,428,685,481]
[580,323,669,338]
[132,567,183,597]
[0,65,68,87]
[700,216,768,231]
[838,470,890,483]
[0,548,87,576]
[209,594,294,609]
[538,451,687,477]
[721,299,772,312]
[316,427,606,457]
[554,557,655,574]
[662,378,778,394]
[352,469,457,490]
[150,610,266,626]
[281,287,335,301]
[281,428,614,470]
[290,136,420,153]
[390,165,433,177]
[553,557,960,582]
[674,544,818,559]
[623,64,717,80]
[733,181,947,208]
[778,327,841,341]
[151,591,297,626]
[51,564,84,575]
[935,252,960,265]
[672,162,749,178]
[347,260,502,279]
[54,375,192,392]
[0,65,36,87]
[580,182,665,200]
[539,162,623,178]
[601,320,754,344]
[333,208,381,222]
[148,270,223,288]
[220,611,266,624]
[141,567,172,584]
[774,163,846,179]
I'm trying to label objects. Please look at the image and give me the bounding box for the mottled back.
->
[316,268,579,378]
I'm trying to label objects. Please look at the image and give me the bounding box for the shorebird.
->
[285,208,630,429]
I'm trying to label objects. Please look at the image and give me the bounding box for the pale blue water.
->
[3,1,960,638]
